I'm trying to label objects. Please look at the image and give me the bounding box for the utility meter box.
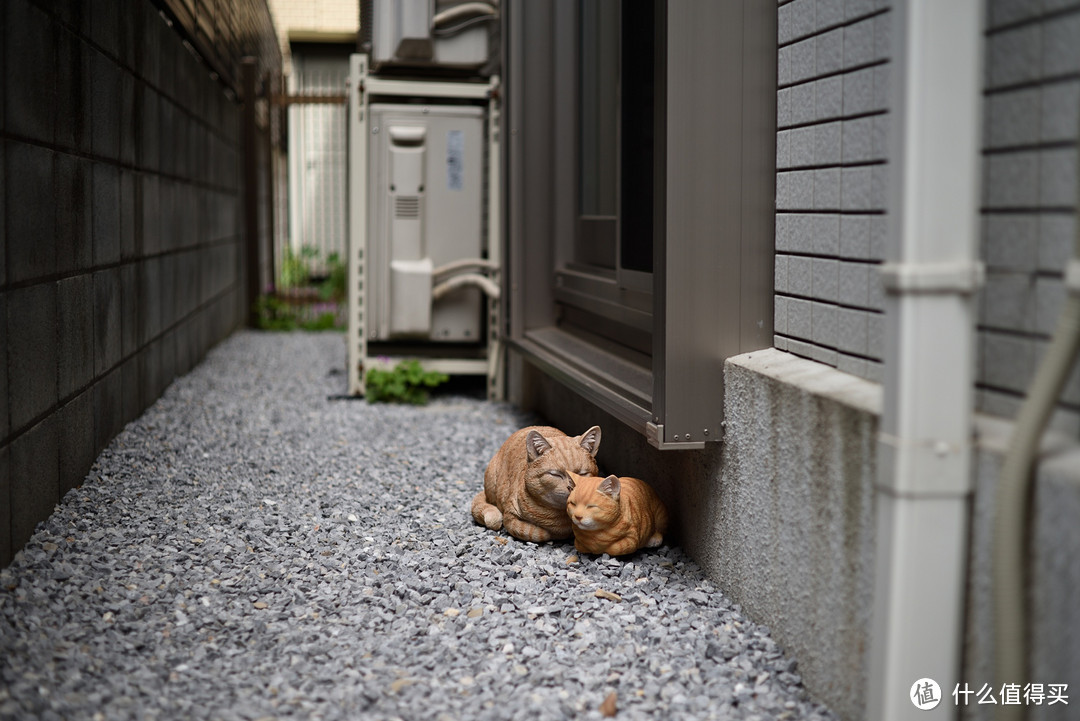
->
[368,103,485,341]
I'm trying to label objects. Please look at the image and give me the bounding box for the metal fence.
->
[280,59,350,283]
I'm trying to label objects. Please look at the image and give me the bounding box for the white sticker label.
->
[447,130,464,191]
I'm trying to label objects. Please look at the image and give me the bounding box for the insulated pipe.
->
[431,258,499,282]
[432,272,500,301]
[993,167,1080,721]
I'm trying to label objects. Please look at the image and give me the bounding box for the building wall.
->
[977,0,1080,436]
[773,0,892,382]
[267,0,360,74]
[516,1,1080,719]
[1,0,261,566]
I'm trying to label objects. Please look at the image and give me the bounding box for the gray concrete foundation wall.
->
[1,0,246,566]
[963,417,1080,721]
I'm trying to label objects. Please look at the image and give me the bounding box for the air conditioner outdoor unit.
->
[361,0,498,71]
[368,104,485,341]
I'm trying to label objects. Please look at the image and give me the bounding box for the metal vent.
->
[395,195,421,219]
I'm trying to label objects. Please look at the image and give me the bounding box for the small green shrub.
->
[365,360,449,405]
[253,295,298,331]
[253,295,344,331]
[319,251,347,303]
[280,244,320,289]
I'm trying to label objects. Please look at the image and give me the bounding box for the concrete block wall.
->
[977,0,1080,436]
[774,0,891,382]
[1,0,248,566]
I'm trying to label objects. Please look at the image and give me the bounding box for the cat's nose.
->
[574,514,582,521]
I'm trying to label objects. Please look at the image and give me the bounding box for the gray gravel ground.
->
[1,331,839,721]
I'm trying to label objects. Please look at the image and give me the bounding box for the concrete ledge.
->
[726,348,882,416]
[718,349,880,721]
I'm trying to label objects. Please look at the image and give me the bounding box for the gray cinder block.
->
[9,417,59,551]
[815,168,842,210]
[836,307,869,355]
[54,152,92,276]
[842,17,874,70]
[987,24,1042,90]
[816,27,843,77]
[7,142,56,284]
[94,269,122,377]
[1040,80,1080,143]
[93,163,121,266]
[840,214,871,259]
[90,49,121,162]
[813,258,840,303]
[812,301,838,347]
[57,275,95,401]
[58,390,95,495]
[789,255,814,297]
[838,261,870,307]
[789,297,814,339]
[6,284,58,433]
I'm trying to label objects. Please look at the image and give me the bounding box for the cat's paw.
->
[645,533,663,548]
[482,507,504,531]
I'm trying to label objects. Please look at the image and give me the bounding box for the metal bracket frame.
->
[346,55,504,399]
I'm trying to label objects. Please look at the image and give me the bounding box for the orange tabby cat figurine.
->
[471,425,602,542]
[565,472,668,556]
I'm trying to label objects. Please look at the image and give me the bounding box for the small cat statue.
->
[471,425,602,542]
[565,472,668,556]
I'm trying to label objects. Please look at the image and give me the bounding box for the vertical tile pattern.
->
[979,4,1080,434]
[774,0,889,381]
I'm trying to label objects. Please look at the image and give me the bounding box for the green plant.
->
[279,244,320,289]
[365,360,449,405]
[319,251,347,303]
[253,296,344,332]
[253,295,298,331]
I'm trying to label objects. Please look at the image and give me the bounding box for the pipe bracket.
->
[1066,258,1080,297]
[880,260,985,295]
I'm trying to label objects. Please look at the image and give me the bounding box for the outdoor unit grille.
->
[395,196,421,219]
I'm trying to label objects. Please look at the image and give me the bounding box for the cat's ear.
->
[567,474,576,492]
[578,426,602,457]
[526,430,553,462]
[598,475,621,500]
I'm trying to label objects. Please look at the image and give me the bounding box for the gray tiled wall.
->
[978,0,1080,435]
[1,0,248,565]
[774,0,891,381]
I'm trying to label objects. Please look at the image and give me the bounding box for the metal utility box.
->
[367,104,485,342]
[361,0,497,72]
[346,54,503,399]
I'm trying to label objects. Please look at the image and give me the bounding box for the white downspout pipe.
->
[867,2,983,720]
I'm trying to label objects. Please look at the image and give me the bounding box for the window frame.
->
[504,0,776,449]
